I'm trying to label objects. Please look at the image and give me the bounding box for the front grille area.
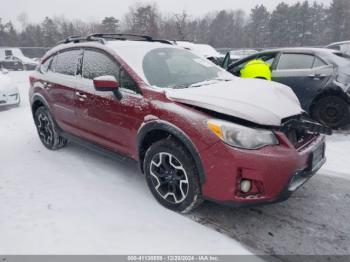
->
[282,126,316,149]
[280,115,331,149]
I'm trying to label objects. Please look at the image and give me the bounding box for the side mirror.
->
[222,52,231,70]
[93,75,119,92]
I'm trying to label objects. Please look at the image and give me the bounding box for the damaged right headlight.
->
[207,119,279,150]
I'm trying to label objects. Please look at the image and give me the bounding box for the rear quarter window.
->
[40,57,52,73]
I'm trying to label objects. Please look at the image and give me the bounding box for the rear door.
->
[272,53,333,109]
[75,48,148,157]
[45,49,82,133]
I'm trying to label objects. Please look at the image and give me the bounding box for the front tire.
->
[34,106,67,150]
[312,96,350,129]
[144,138,203,213]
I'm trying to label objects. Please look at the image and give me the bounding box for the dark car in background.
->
[226,48,350,129]
[0,48,38,71]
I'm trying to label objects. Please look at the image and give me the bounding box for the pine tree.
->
[247,5,271,48]
[101,17,119,33]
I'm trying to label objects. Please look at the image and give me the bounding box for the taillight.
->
[29,75,35,86]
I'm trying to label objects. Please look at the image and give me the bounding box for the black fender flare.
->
[137,120,206,184]
[30,93,51,115]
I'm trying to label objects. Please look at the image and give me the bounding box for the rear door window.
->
[55,49,81,76]
[277,53,315,70]
[313,57,327,68]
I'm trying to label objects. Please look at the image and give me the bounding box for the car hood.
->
[165,78,303,126]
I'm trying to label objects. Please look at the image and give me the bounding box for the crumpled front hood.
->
[165,78,303,126]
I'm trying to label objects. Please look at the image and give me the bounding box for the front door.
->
[45,49,82,134]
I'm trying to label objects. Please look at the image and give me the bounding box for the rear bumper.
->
[199,134,326,207]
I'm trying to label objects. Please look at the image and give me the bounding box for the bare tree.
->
[124,3,160,37]
[174,11,190,40]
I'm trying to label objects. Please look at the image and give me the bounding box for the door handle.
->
[44,82,52,90]
[309,74,326,80]
[75,92,87,99]
[76,91,87,102]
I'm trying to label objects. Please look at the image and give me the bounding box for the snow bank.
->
[320,133,350,181]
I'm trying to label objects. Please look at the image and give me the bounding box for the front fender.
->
[137,119,206,184]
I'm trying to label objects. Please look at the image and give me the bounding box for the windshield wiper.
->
[168,78,232,89]
[168,84,189,89]
[189,78,232,88]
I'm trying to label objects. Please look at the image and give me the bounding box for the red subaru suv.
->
[29,34,330,213]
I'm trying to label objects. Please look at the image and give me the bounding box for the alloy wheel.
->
[149,152,189,204]
[37,113,53,146]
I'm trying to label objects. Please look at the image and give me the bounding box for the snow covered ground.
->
[0,71,250,255]
[322,133,350,180]
[0,71,349,256]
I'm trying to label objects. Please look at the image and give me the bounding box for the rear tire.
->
[312,95,350,129]
[143,138,203,213]
[34,106,67,150]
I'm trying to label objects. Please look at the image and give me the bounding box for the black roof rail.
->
[152,39,174,45]
[88,33,154,42]
[57,33,174,46]
[57,35,83,44]
[57,35,106,45]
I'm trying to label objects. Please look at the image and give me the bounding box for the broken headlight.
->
[207,119,279,150]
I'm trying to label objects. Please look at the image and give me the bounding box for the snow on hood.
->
[165,78,303,126]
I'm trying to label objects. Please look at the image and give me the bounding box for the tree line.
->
[0,0,349,49]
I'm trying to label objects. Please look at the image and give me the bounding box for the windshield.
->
[142,47,233,88]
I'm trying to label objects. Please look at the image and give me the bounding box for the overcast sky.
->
[1,0,332,26]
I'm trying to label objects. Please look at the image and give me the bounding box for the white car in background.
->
[0,69,20,107]
[174,41,224,64]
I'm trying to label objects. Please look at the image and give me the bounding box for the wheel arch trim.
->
[30,94,51,116]
[137,120,206,184]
